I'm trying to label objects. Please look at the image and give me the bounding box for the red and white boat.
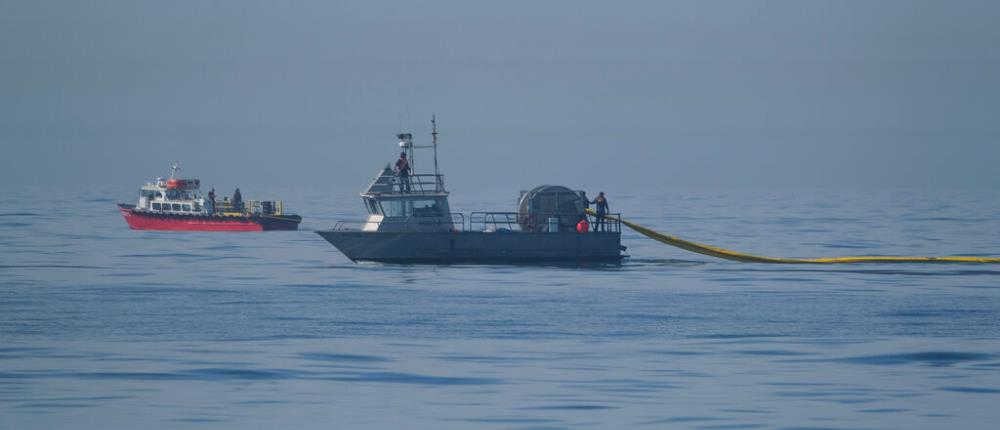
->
[118,164,301,231]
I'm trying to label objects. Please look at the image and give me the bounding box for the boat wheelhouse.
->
[351,148,455,233]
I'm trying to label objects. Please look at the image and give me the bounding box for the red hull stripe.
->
[118,206,296,231]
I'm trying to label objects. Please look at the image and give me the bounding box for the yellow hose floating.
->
[587,210,1000,264]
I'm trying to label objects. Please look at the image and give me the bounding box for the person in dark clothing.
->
[207,188,216,214]
[394,152,411,193]
[233,188,243,212]
[591,191,610,232]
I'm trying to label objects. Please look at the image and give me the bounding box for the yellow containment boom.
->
[587,209,1000,264]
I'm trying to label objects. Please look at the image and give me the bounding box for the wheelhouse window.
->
[381,199,444,217]
[152,202,162,210]
[411,199,444,217]
[365,199,382,215]
[182,204,191,212]
[382,200,405,217]
[172,203,181,211]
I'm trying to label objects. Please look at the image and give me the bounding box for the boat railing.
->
[211,199,285,216]
[469,212,521,232]
[469,212,621,233]
[393,212,464,231]
[332,220,371,231]
[588,212,622,233]
[332,220,380,231]
[332,212,466,232]
[331,211,620,233]
[384,174,447,195]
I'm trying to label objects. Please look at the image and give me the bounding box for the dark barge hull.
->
[118,204,301,231]
[316,230,623,263]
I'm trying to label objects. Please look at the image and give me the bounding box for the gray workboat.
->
[317,119,624,264]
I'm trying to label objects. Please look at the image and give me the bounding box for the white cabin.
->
[133,164,208,214]
[136,177,207,214]
[358,166,453,232]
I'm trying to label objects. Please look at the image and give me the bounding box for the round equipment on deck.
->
[517,185,586,232]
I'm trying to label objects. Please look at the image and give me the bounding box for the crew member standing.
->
[395,152,411,193]
[207,188,216,214]
[233,188,243,212]
[591,192,610,232]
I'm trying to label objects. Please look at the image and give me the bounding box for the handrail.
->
[397,212,464,230]
[329,211,622,233]
[331,212,465,232]
[333,220,379,231]
[469,212,520,231]
[470,211,622,233]
[380,173,446,195]
[210,199,285,216]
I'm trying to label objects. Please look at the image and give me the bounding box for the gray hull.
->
[317,230,623,263]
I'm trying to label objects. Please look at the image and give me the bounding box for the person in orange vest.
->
[576,216,590,233]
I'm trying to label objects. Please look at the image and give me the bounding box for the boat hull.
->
[118,204,300,231]
[316,230,623,263]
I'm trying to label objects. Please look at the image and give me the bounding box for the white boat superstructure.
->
[134,163,208,215]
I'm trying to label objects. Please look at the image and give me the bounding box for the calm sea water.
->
[2,187,1000,429]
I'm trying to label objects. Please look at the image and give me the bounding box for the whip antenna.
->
[432,114,440,192]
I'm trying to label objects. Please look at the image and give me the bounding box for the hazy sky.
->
[2,0,999,192]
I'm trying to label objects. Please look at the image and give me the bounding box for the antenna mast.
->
[432,114,440,191]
